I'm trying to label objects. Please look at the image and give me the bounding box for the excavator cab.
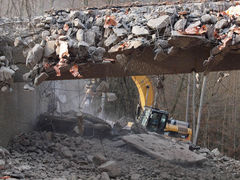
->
[139,106,192,141]
[140,106,169,134]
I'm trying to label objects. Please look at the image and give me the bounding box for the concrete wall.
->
[0,83,41,146]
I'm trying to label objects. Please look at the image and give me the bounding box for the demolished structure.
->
[1,1,240,90]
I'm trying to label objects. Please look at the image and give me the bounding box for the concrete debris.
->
[174,19,187,31]
[131,173,141,180]
[132,26,149,36]
[106,92,117,102]
[0,55,18,91]
[201,14,212,24]
[34,72,49,86]
[44,41,56,58]
[214,19,228,30]
[76,29,85,42]
[98,161,121,177]
[1,2,240,89]
[113,28,128,37]
[92,154,107,166]
[147,15,170,30]
[0,67,14,82]
[100,172,110,180]
[2,127,240,180]
[211,148,221,157]
[104,34,118,47]
[26,44,43,68]
[122,134,206,165]
[23,83,35,91]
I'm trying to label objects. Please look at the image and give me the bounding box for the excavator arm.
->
[131,76,154,109]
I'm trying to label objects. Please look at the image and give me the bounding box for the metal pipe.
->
[185,74,190,122]
[193,75,207,145]
[192,71,196,142]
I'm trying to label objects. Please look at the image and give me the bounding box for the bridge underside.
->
[47,36,240,81]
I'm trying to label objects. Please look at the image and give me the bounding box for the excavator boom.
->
[131,76,154,110]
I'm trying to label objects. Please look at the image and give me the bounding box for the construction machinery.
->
[131,76,192,141]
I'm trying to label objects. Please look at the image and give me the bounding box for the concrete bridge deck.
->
[1,1,240,88]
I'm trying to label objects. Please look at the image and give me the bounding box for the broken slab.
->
[44,41,56,58]
[98,161,121,178]
[132,26,149,36]
[147,15,170,30]
[26,44,43,68]
[122,134,206,165]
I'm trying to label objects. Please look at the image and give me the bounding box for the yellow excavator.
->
[131,76,192,141]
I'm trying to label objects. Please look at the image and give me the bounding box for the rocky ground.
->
[0,129,240,180]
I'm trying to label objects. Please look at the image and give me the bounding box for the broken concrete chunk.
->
[0,67,15,81]
[187,20,201,29]
[106,92,117,102]
[36,23,45,28]
[76,29,84,42]
[10,65,19,72]
[100,172,110,180]
[113,28,127,37]
[22,72,31,81]
[130,174,141,180]
[60,146,73,159]
[95,17,104,26]
[69,10,81,20]
[215,19,228,30]
[73,18,85,29]
[45,16,53,24]
[127,38,144,49]
[122,134,206,165]
[23,83,35,91]
[93,154,107,166]
[201,14,212,24]
[34,72,49,86]
[174,19,187,31]
[26,44,43,68]
[59,36,68,41]
[104,34,118,47]
[156,39,170,49]
[78,41,89,58]
[234,35,240,44]
[44,41,56,58]
[88,47,106,62]
[212,148,221,157]
[59,41,69,59]
[132,26,149,36]
[85,30,96,46]
[0,159,5,169]
[98,161,121,178]
[42,30,50,39]
[154,47,167,61]
[104,28,111,38]
[1,86,8,92]
[211,15,218,24]
[14,37,25,47]
[147,15,170,30]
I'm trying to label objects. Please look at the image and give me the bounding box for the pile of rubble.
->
[0,18,30,91]
[0,55,17,92]
[7,1,238,87]
[0,129,240,180]
[1,1,240,90]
